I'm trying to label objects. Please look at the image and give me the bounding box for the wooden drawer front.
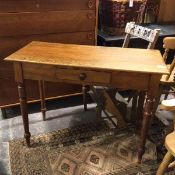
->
[22,63,110,85]
[111,72,150,90]
[22,63,56,82]
[56,68,111,85]
[0,0,96,12]
[0,10,96,37]
[0,31,95,60]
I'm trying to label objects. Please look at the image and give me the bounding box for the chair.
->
[156,98,175,175]
[123,22,160,49]
[87,22,160,127]
[154,37,175,115]
[122,22,161,123]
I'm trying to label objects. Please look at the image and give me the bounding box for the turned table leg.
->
[137,74,160,163]
[38,80,46,121]
[136,91,146,130]
[138,94,154,163]
[18,81,31,147]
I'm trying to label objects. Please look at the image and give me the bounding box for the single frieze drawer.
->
[56,68,111,84]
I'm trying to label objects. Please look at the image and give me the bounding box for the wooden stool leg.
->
[82,85,88,111]
[96,105,102,118]
[156,151,174,175]
[1,108,7,119]
[38,80,46,121]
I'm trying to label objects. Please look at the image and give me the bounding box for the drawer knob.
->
[79,73,87,81]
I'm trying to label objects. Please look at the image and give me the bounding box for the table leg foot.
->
[24,132,31,147]
[137,148,145,163]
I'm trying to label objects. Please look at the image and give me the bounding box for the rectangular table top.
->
[5,41,169,75]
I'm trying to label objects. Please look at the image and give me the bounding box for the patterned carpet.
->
[9,120,161,175]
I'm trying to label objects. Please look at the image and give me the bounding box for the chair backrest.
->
[163,37,175,81]
[122,22,160,49]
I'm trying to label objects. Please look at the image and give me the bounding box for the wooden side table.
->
[5,41,168,163]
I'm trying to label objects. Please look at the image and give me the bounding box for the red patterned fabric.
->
[100,0,147,35]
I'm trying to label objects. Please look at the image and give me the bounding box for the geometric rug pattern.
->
[9,121,160,175]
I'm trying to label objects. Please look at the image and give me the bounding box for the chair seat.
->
[165,132,175,157]
[161,99,175,111]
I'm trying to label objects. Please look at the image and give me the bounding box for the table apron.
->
[20,63,151,91]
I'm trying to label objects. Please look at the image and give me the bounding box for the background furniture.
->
[158,0,175,22]
[98,23,175,48]
[100,0,147,35]
[154,37,175,114]
[144,0,161,23]
[0,0,98,109]
[121,22,160,123]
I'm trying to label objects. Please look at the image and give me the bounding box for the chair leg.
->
[1,108,7,119]
[103,90,126,128]
[164,93,169,100]
[153,86,163,115]
[136,91,146,130]
[96,105,102,118]
[82,85,88,111]
[168,160,175,168]
[164,86,171,100]
[156,151,174,175]
[38,80,46,121]
[130,91,139,123]
[90,86,104,118]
